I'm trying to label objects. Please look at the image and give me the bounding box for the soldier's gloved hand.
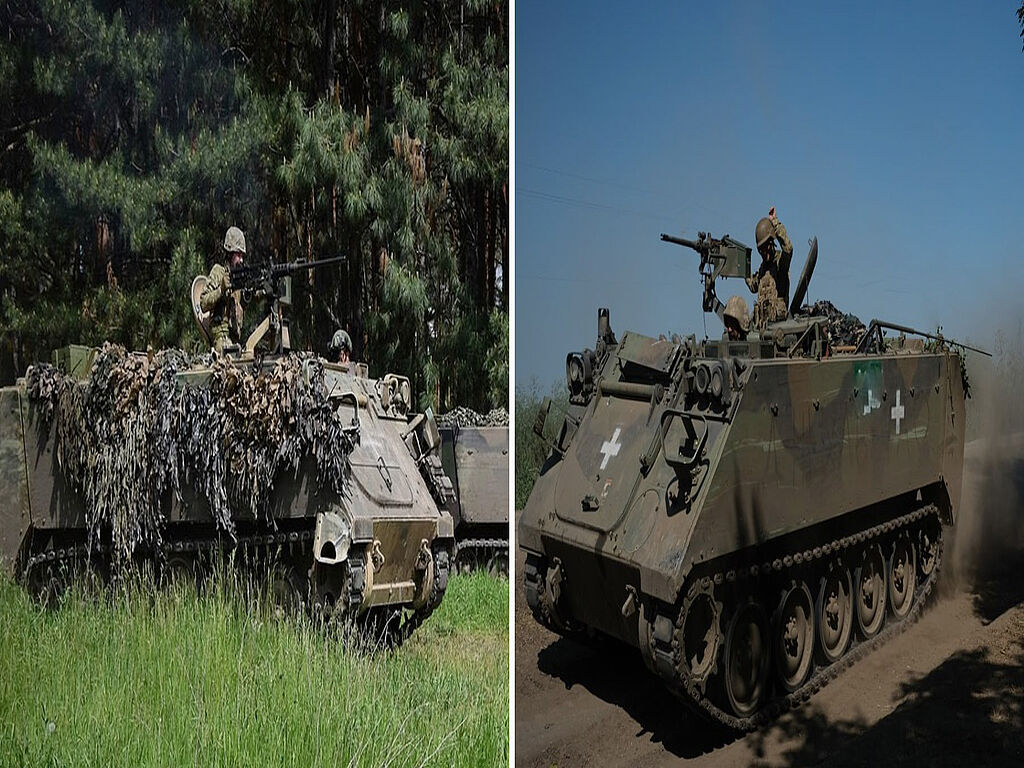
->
[768,206,776,218]
[221,271,232,292]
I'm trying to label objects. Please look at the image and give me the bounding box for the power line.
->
[519,161,731,222]
[519,162,661,196]
[517,187,679,223]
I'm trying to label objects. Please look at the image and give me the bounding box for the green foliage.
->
[514,380,567,509]
[486,311,509,407]
[0,571,508,767]
[0,0,508,412]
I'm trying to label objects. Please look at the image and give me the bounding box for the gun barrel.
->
[272,255,347,276]
[660,233,700,252]
[300,256,347,268]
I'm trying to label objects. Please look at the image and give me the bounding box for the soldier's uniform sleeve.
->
[771,216,794,308]
[746,261,765,294]
[771,217,793,260]
[200,264,225,312]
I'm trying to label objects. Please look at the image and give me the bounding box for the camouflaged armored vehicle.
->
[520,231,981,728]
[0,265,455,639]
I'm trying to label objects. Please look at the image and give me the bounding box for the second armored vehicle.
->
[439,420,510,575]
[521,231,978,728]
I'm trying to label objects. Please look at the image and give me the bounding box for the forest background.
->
[0,0,508,413]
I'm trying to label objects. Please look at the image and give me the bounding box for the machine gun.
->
[660,232,751,319]
[661,231,819,325]
[231,256,346,355]
[231,256,346,300]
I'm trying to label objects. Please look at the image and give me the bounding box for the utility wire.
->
[517,187,679,223]
[519,161,731,222]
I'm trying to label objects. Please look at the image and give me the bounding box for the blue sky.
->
[514,2,1024,390]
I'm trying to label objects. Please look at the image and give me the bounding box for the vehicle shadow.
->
[534,634,736,759]
[745,642,1024,768]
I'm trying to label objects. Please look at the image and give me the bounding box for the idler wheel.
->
[773,581,815,692]
[269,563,307,620]
[854,544,887,639]
[678,579,722,693]
[815,559,853,664]
[918,520,940,579]
[888,533,917,620]
[723,598,770,717]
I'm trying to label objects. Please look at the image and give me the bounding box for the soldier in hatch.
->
[746,206,793,329]
[330,329,353,364]
[723,295,750,341]
[201,226,246,354]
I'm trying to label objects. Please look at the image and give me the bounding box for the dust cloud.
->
[947,328,1024,589]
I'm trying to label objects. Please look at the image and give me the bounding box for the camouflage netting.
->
[799,300,867,349]
[26,343,356,566]
[436,406,509,428]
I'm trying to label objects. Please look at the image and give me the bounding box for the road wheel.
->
[161,552,204,594]
[28,562,70,609]
[723,598,770,717]
[269,562,307,620]
[854,544,887,639]
[918,520,940,579]
[888,533,916,620]
[774,581,815,692]
[815,559,853,664]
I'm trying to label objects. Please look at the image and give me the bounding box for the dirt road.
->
[515,439,1024,767]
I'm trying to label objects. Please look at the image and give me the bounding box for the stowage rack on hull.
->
[0,344,455,640]
[519,245,971,726]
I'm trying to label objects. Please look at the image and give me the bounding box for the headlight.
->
[694,364,710,394]
[381,374,412,415]
[566,351,594,398]
[710,366,724,399]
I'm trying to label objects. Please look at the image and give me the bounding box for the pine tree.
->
[0,0,507,410]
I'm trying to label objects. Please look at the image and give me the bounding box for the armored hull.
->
[0,345,454,637]
[520,317,966,727]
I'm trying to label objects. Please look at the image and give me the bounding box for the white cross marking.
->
[891,389,905,434]
[600,428,622,470]
[863,389,880,415]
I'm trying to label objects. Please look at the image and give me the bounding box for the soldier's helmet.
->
[724,295,750,332]
[755,217,773,250]
[223,226,246,254]
[330,329,352,354]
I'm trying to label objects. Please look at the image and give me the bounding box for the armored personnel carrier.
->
[520,231,982,728]
[0,263,455,640]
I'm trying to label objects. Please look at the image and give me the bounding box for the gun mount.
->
[661,231,819,331]
[230,256,346,355]
[660,232,751,321]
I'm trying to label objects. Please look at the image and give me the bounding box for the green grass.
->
[0,572,509,768]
